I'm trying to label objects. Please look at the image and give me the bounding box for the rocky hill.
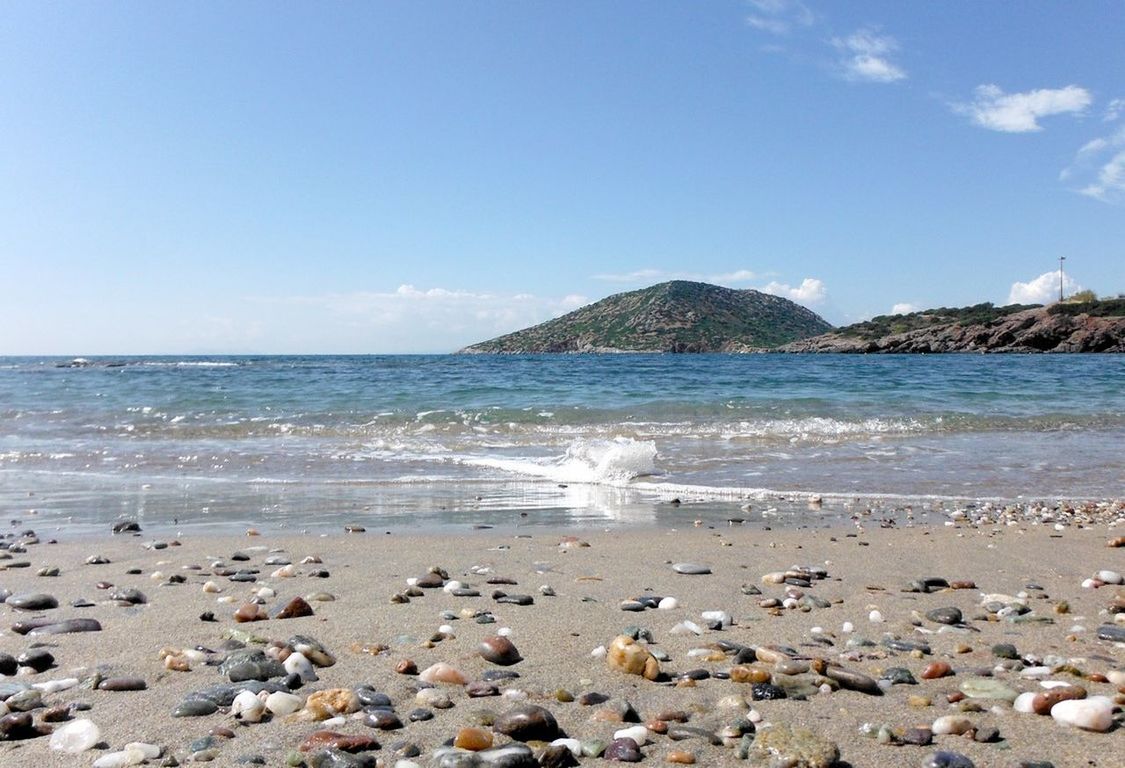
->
[779,300,1125,353]
[459,281,833,353]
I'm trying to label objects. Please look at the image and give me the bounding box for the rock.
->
[232,690,266,723]
[931,716,972,735]
[926,607,963,625]
[820,663,881,695]
[98,677,147,691]
[305,749,378,768]
[364,710,402,730]
[23,618,102,635]
[606,635,660,681]
[274,597,314,619]
[109,587,147,604]
[219,650,285,682]
[1096,624,1125,642]
[922,752,975,768]
[6,592,59,611]
[419,662,468,685]
[920,662,952,679]
[603,737,642,762]
[991,643,1019,659]
[453,727,493,750]
[466,680,499,698]
[112,520,141,534]
[48,718,101,753]
[479,636,522,666]
[16,648,54,672]
[234,603,266,622]
[958,678,1018,702]
[299,732,380,753]
[492,703,559,742]
[289,635,337,667]
[494,593,534,606]
[1050,696,1115,732]
[538,743,578,768]
[672,563,711,575]
[266,691,304,716]
[901,727,932,746]
[749,724,839,768]
[284,651,318,682]
[302,689,361,720]
[0,711,39,740]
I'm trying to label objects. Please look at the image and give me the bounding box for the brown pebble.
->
[233,603,266,622]
[947,691,965,703]
[666,750,696,764]
[950,580,976,589]
[907,695,932,708]
[730,665,771,684]
[453,727,493,751]
[656,710,690,723]
[646,719,668,734]
[921,661,953,679]
[1031,686,1086,715]
[275,596,314,619]
[39,705,71,723]
[954,644,972,654]
[299,730,379,753]
[209,727,235,739]
[1108,536,1125,548]
[395,659,418,675]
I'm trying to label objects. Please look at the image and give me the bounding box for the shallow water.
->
[1,354,1122,533]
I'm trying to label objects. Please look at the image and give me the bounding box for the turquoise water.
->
[1,354,1122,533]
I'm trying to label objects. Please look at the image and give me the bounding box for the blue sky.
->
[2,1,1123,354]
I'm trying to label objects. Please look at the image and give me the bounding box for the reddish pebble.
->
[395,659,418,675]
[666,751,696,765]
[947,691,965,703]
[950,580,977,589]
[234,603,266,622]
[921,662,953,679]
[646,719,668,734]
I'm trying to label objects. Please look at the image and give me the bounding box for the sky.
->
[2,1,1123,354]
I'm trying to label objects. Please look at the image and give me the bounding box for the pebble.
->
[479,636,522,666]
[749,724,839,768]
[6,592,60,611]
[419,662,468,685]
[492,703,559,741]
[603,737,643,762]
[1050,696,1115,731]
[672,563,711,575]
[48,718,101,753]
[606,635,660,680]
[922,752,976,768]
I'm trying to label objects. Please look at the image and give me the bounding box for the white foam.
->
[462,438,658,485]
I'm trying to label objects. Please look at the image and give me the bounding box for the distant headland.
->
[460,282,1125,354]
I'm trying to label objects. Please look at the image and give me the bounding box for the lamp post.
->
[1059,256,1066,302]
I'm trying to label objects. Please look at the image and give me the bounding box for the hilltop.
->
[779,299,1125,353]
[459,281,833,353]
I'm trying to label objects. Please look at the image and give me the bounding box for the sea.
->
[0,354,1122,535]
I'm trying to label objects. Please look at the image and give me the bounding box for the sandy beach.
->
[1,512,1122,768]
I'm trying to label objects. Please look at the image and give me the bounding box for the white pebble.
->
[1107,670,1125,687]
[841,621,854,633]
[442,580,463,593]
[1051,696,1114,732]
[1013,692,1039,713]
[1095,569,1123,584]
[591,645,607,659]
[33,677,79,693]
[613,725,651,745]
[551,738,582,758]
[265,691,304,716]
[498,626,513,637]
[216,595,236,604]
[657,596,679,610]
[93,748,146,768]
[931,715,972,735]
[438,624,453,635]
[868,610,884,623]
[202,581,221,593]
[271,564,297,578]
[1040,680,1073,689]
[701,610,732,628]
[669,620,703,636]
[322,715,346,728]
[123,743,162,760]
[394,762,423,768]
[1081,578,1099,589]
[231,690,265,723]
[502,688,528,700]
[49,719,101,753]
[256,586,275,600]
[782,597,799,609]
[283,651,318,682]
[748,708,762,723]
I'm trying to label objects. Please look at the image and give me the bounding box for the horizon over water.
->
[1,354,1122,535]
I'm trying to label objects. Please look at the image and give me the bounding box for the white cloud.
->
[891,303,919,315]
[746,0,815,36]
[1105,98,1124,122]
[955,84,1092,133]
[1061,126,1125,204]
[592,268,758,285]
[252,286,590,352]
[833,29,906,83]
[1007,271,1082,305]
[761,277,827,304]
